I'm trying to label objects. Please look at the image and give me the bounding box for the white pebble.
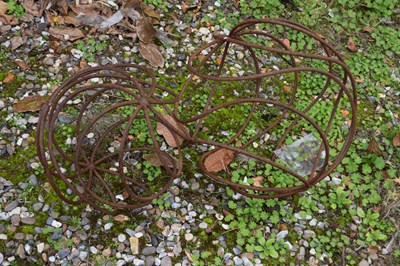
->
[199,222,208,229]
[118,234,126,242]
[51,220,62,228]
[104,223,113,230]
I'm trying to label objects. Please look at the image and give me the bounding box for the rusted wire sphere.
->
[37,64,184,213]
[176,18,357,198]
[37,19,357,213]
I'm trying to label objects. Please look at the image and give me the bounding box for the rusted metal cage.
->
[36,19,357,213]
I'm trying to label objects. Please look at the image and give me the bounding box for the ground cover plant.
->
[0,0,399,265]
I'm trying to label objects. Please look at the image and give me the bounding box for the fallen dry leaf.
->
[70,3,101,16]
[142,152,177,168]
[340,109,349,117]
[156,114,188,147]
[0,1,19,26]
[347,37,357,52]
[0,0,6,14]
[367,246,379,255]
[2,73,15,84]
[393,133,400,147]
[181,1,189,13]
[234,0,239,9]
[14,95,48,113]
[204,148,235,173]
[367,138,383,156]
[114,214,129,222]
[48,27,84,41]
[142,5,160,22]
[362,26,373,33]
[55,0,69,15]
[252,176,264,187]
[63,15,82,27]
[282,38,291,49]
[15,60,29,70]
[283,85,291,92]
[136,17,156,43]
[20,0,43,17]
[392,178,400,185]
[139,42,164,68]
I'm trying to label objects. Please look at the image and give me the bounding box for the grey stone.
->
[303,230,316,240]
[11,214,20,226]
[16,243,25,258]
[145,256,155,266]
[0,252,3,264]
[46,217,54,225]
[33,203,43,211]
[76,230,88,241]
[142,246,156,256]
[190,181,200,190]
[28,175,38,185]
[44,58,54,66]
[21,217,35,225]
[0,224,4,233]
[51,231,62,240]
[15,233,25,240]
[5,200,18,212]
[58,249,70,259]
[233,257,243,265]
[81,217,89,225]
[79,251,88,260]
[358,259,369,266]
[233,247,241,255]
[160,256,172,266]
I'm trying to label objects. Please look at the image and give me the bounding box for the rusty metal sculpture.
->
[36,19,357,213]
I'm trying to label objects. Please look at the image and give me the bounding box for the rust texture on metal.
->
[36,19,357,213]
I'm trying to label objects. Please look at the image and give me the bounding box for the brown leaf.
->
[283,85,291,92]
[252,176,264,187]
[204,148,235,173]
[347,37,357,52]
[0,1,19,26]
[181,2,189,13]
[392,178,400,185]
[0,0,7,14]
[362,26,373,33]
[55,0,69,15]
[136,17,156,43]
[114,214,129,222]
[156,114,188,147]
[367,138,383,156]
[138,42,164,68]
[340,109,349,117]
[14,95,47,113]
[2,73,15,84]
[367,246,379,255]
[393,133,400,147]
[234,0,239,9]
[20,0,43,17]
[70,3,101,16]
[282,38,291,49]
[142,152,177,168]
[15,60,30,70]
[63,15,82,27]
[142,5,160,21]
[48,27,84,41]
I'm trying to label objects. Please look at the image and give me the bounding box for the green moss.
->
[0,143,37,184]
